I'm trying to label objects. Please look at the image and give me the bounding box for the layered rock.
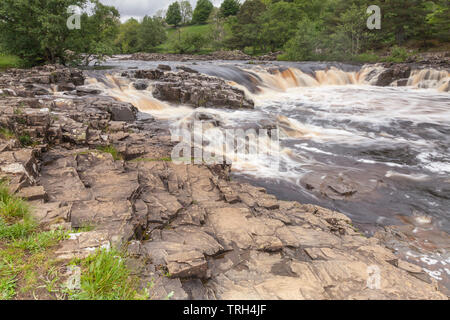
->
[124,50,281,62]
[0,64,447,300]
[123,69,254,109]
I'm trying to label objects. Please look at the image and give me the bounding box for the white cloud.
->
[100,0,224,22]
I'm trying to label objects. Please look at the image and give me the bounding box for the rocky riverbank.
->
[123,50,282,62]
[0,64,448,299]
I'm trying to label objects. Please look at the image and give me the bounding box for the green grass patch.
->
[0,127,15,140]
[0,183,30,224]
[72,224,95,233]
[68,249,148,300]
[0,257,17,300]
[12,229,68,253]
[18,134,34,147]
[0,219,36,241]
[96,145,122,161]
[0,55,22,70]
[0,181,68,300]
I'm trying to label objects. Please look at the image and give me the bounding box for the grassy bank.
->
[155,24,214,54]
[0,54,22,70]
[0,180,146,300]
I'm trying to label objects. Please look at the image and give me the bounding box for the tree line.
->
[0,0,448,66]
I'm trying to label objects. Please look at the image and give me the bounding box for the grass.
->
[0,54,22,70]
[0,181,69,300]
[0,127,15,140]
[0,183,31,224]
[68,248,148,300]
[18,134,34,147]
[11,229,68,253]
[96,145,122,161]
[0,183,150,300]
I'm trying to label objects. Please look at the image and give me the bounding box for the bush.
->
[281,18,322,61]
[384,46,410,63]
[171,33,209,54]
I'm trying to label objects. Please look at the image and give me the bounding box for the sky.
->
[100,0,224,22]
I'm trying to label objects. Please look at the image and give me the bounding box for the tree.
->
[382,0,429,45]
[334,4,369,56]
[68,0,120,65]
[208,7,229,49]
[426,0,450,42]
[180,1,193,25]
[0,0,86,65]
[0,0,119,66]
[259,1,302,51]
[115,18,141,53]
[282,18,322,61]
[226,0,266,52]
[137,16,167,52]
[166,2,182,27]
[220,0,241,18]
[192,0,214,24]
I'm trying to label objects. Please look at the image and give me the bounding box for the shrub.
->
[171,33,208,54]
[384,46,410,63]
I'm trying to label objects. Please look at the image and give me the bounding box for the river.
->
[84,57,450,290]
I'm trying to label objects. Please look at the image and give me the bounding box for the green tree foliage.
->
[166,2,182,27]
[115,18,141,53]
[259,1,302,51]
[193,0,214,24]
[137,16,167,52]
[67,0,120,65]
[170,32,209,53]
[0,0,120,66]
[220,0,241,18]
[180,1,193,25]
[381,0,429,45]
[115,16,167,54]
[226,0,266,52]
[0,0,85,65]
[333,4,370,56]
[426,0,450,42]
[281,18,322,60]
[208,7,231,49]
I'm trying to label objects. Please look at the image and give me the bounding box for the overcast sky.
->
[100,0,224,21]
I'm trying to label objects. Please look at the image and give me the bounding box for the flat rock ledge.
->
[121,68,255,110]
[0,66,447,300]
